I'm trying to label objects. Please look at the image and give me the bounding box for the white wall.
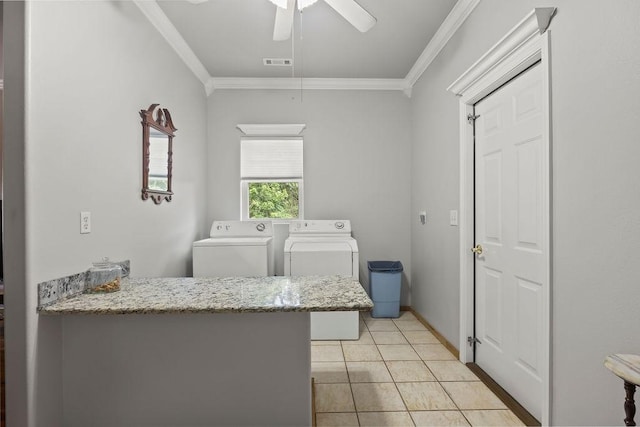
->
[410,0,640,425]
[62,313,311,426]
[4,2,208,424]
[27,1,209,280]
[7,0,639,424]
[409,0,536,362]
[207,89,413,300]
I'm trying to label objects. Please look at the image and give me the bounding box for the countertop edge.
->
[37,276,374,315]
[39,306,374,315]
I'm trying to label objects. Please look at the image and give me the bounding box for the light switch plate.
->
[449,210,458,226]
[80,211,91,234]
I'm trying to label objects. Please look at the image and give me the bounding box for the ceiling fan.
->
[187,0,376,41]
[269,0,377,41]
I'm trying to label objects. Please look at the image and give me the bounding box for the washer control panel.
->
[289,220,351,235]
[210,220,273,237]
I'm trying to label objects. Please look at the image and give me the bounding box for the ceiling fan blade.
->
[273,0,296,41]
[322,0,376,33]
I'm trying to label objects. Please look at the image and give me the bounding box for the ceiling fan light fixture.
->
[273,0,296,40]
[323,0,377,33]
[268,0,288,9]
[297,0,319,11]
[272,0,376,41]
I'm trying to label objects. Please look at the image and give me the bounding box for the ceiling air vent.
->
[263,58,293,66]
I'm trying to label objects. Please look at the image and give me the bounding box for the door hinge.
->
[467,113,480,124]
[467,336,482,346]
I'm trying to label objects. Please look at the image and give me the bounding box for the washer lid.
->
[193,237,273,247]
[284,237,358,253]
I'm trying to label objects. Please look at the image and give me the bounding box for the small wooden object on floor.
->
[605,354,640,426]
[311,377,316,427]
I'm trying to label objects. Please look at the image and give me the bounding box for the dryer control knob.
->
[256,223,266,232]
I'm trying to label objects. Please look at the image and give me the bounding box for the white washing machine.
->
[193,220,274,277]
[284,220,360,340]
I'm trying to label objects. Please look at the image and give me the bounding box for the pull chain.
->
[299,9,304,102]
[291,12,295,79]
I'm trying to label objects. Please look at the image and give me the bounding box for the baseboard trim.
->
[401,306,460,360]
[466,363,540,426]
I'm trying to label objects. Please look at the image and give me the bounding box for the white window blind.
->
[149,136,168,177]
[241,139,303,179]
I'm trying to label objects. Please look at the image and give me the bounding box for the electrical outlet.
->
[449,210,458,226]
[80,211,91,234]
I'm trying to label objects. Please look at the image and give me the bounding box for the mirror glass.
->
[140,104,177,204]
[148,129,169,192]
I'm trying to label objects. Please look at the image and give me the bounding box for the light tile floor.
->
[312,311,526,427]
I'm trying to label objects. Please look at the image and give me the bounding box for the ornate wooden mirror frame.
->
[140,104,177,204]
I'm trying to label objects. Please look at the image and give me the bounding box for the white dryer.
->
[284,220,360,340]
[193,220,274,277]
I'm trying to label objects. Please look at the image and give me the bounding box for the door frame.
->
[447,8,555,425]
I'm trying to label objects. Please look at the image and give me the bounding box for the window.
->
[240,138,304,220]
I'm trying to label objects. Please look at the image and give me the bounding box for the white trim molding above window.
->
[240,138,304,220]
[236,124,306,136]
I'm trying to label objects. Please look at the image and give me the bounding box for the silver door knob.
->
[471,244,483,255]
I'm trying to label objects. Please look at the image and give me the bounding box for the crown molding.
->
[447,7,556,96]
[404,0,481,88]
[237,124,306,136]
[209,77,408,93]
[137,0,480,96]
[133,1,211,92]
[204,78,216,97]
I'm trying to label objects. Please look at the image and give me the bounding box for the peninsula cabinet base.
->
[61,312,311,426]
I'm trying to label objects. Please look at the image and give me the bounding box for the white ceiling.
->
[156,0,458,80]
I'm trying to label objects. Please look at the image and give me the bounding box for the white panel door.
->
[474,62,546,420]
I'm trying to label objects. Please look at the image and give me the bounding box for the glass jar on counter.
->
[85,258,122,293]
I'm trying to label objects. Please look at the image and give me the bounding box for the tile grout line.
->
[438,376,473,426]
[414,338,478,426]
[397,322,442,425]
[396,315,509,425]
[389,362,416,426]
[316,312,519,426]
[364,313,416,426]
[397,316,472,424]
[355,315,373,424]
[371,314,446,425]
[375,320,415,425]
[379,313,474,425]
[350,316,367,425]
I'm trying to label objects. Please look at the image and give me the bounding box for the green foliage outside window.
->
[149,177,168,192]
[248,182,299,219]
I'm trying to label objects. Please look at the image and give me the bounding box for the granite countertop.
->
[604,354,640,386]
[38,276,373,315]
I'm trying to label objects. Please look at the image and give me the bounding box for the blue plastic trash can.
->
[368,261,403,318]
